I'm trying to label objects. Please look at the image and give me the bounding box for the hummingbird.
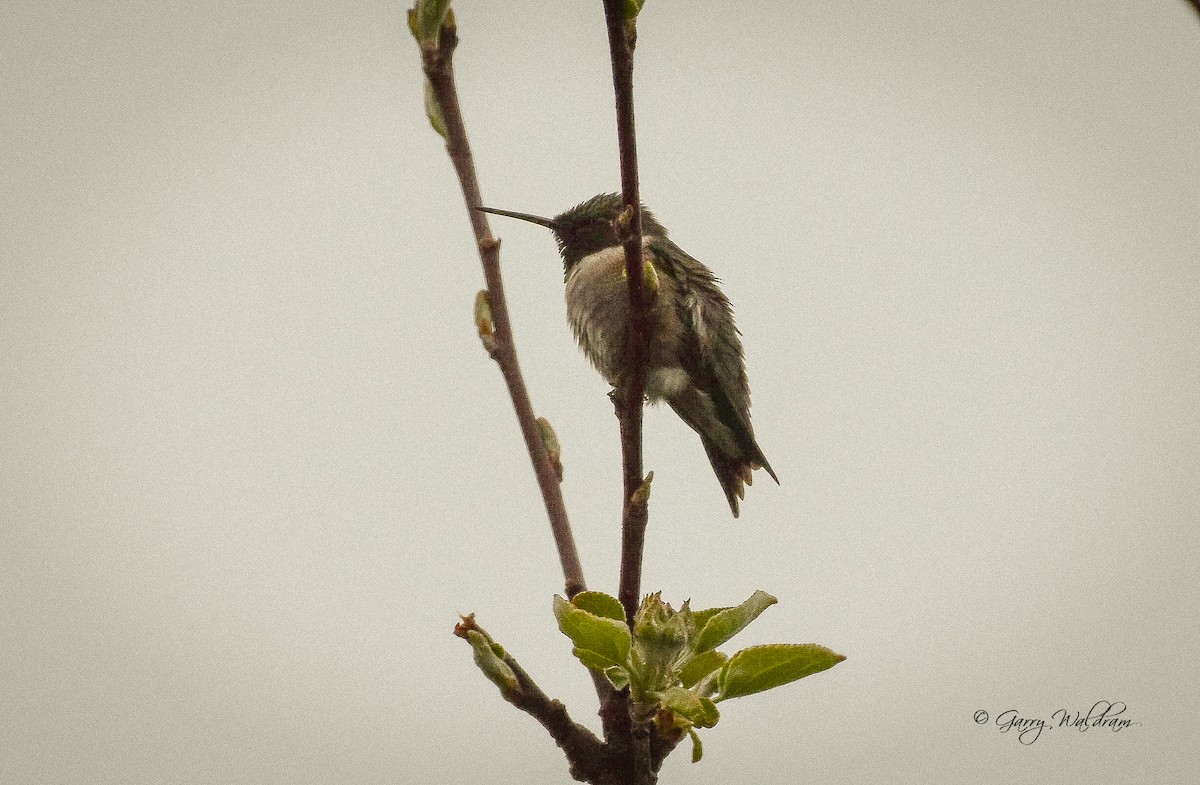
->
[478,193,778,517]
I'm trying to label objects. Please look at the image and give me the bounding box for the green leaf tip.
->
[716,643,845,702]
[605,664,631,691]
[464,629,521,698]
[536,417,563,481]
[553,594,632,671]
[631,470,653,507]
[660,686,720,729]
[679,649,727,691]
[409,0,454,47]
[423,78,448,140]
[687,727,703,763]
[474,290,497,356]
[693,590,777,654]
[570,591,625,622]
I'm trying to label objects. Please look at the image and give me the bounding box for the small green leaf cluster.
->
[464,628,520,699]
[407,0,453,48]
[553,590,844,761]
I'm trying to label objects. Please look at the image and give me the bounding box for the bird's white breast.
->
[564,242,687,403]
[565,246,630,384]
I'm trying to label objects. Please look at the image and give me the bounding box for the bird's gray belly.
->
[565,245,683,401]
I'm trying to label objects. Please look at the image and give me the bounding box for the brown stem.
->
[601,3,658,784]
[601,0,650,631]
[421,19,587,600]
[455,616,611,783]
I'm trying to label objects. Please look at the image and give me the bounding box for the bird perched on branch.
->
[479,193,777,517]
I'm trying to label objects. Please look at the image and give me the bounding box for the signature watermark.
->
[973,701,1137,745]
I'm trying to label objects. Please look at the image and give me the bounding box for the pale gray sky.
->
[3,2,1198,784]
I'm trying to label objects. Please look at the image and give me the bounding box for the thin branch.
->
[455,616,610,783]
[601,0,650,631]
[600,4,659,784]
[419,15,587,600]
[506,656,612,783]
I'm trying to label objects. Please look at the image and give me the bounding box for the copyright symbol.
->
[974,710,989,724]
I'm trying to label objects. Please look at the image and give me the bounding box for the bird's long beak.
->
[476,206,558,230]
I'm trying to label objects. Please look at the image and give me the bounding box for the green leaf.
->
[623,0,646,22]
[574,647,619,672]
[687,727,703,763]
[716,643,845,701]
[659,686,720,729]
[605,665,630,691]
[679,650,727,689]
[536,417,563,481]
[465,629,520,698]
[689,606,730,634]
[571,591,626,622]
[410,0,454,45]
[423,78,447,140]
[553,595,631,670]
[693,590,777,653]
[631,470,653,506]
